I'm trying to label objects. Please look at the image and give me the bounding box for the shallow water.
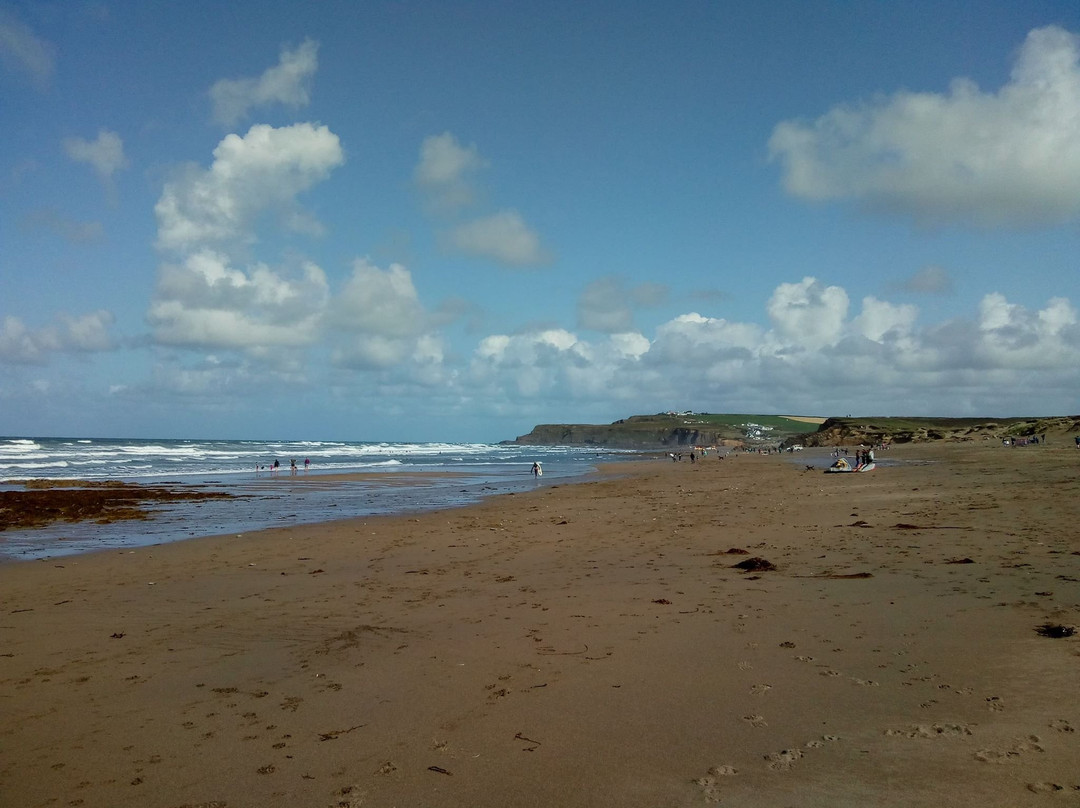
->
[0,438,633,561]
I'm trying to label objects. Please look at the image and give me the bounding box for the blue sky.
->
[2,1,1078,442]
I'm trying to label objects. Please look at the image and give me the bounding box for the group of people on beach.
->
[256,458,311,475]
[668,448,718,462]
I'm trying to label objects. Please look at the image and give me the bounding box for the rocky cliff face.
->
[508,413,1080,449]
[509,423,739,449]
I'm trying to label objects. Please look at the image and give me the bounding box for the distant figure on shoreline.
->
[273,459,280,473]
[290,458,297,475]
[532,461,542,477]
[304,458,310,471]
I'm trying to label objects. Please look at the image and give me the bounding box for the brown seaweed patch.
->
[732,557,776,572]
[0,484,232,530]
[1034,623,1075,639]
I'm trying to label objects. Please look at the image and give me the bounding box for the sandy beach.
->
[1,443,1078,807]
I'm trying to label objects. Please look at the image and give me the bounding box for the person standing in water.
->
[531,462,542,477]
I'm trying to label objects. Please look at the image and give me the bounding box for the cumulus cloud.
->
[331,259,426,337]
[0,311,115,364]
[851,297,918,342]
[462,278,1079,417]
[147,123,462,378]
[0,9,54,89]
[766,277,849,350]
[329,258,446,370]
[148,250,329,350]
[974,293,1078,369]
[62,129,128,180]
[155,123,343,254]
[446,210,550,267]
[577,277,670,333]
[210,39,319,126]
[414,132,488,212]
[769,25,1080,226]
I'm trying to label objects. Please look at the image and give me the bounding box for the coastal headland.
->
[507,412,1080,449]
[1,442,1078,807]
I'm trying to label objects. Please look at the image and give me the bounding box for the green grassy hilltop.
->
[506,413,1080,449]
[507,412,824,448]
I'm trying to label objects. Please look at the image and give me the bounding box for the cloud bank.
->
[467,283,1079,417]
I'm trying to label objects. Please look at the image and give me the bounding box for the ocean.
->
[0,437,636,561]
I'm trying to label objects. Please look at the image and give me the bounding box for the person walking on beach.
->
[304,458,310,471]
[531,461,542,477]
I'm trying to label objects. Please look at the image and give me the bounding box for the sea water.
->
[0,437,634,561]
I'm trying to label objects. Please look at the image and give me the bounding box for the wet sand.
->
[1,443,1078,807]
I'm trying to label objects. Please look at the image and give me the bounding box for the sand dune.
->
[1,443,1077,807]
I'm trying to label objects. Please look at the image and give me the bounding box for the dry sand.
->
[1,443,1078,807]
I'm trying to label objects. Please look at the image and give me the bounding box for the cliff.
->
[796,415,1080,447]
[506,413,822,449]
[506,413,1080,449]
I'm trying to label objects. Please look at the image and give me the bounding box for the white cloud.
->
[851,297,918,342]
[148,250,328,350]
[210,39,319,126]
[460,278,1079,417]
[331,258,427,338]
[975,293,1077,369]
[414,132,487,211]
[328,258,446,370]
[0,9,54,89]
[0,311,115,364]
[147,126,465,377]
[62,129,128,180]
[769,25,1080,226]
[766,277,849,350]
[155,123,344,254]
[447,210,550,267]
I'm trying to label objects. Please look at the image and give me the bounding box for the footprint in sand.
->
[885,723,972,739]
[975,735,1044,763]
[1049,719,1074,733]
[694,765,737,803]
[743,714,768,728]
[1027,782,1080,794]
[331,784,366,808]
[765,749,803,771]
[750,683,772,696]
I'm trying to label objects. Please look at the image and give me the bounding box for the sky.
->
[1,1,1079,442]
